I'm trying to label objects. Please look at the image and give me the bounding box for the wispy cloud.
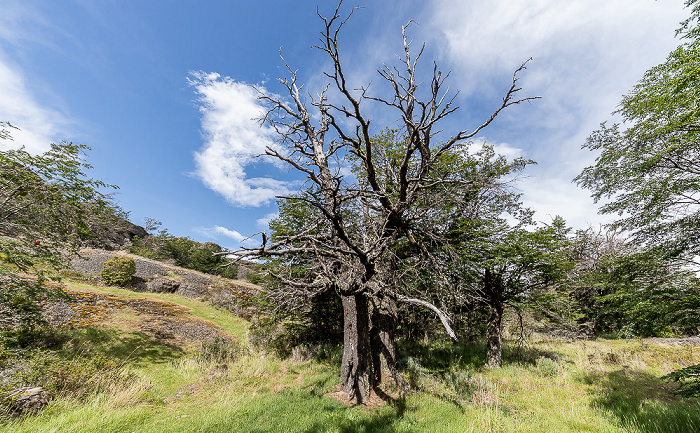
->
[194,225,260,249]
[425,0,687,229]
[0,52,72,154]
[256,212,279,230]
[0,2,75,154]
[189,71,293,207]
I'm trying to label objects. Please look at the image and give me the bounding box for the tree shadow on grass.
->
[398,340,563,371]
[59,327,185,365]
[302,415,405,433]
[583,368,700,433]
[297,375,415,433]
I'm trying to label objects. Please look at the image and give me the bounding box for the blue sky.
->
[0,0,690,250]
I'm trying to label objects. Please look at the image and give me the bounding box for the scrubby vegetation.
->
[128,231,239,279]
[0,280,698,432]
[100,256,136,287]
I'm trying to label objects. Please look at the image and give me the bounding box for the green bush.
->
[248,316,297,358]
[442,368,492,397]
[100,256,136,286]
[535,356,559,377]
[198,337,244,363]
[663,364,700,397]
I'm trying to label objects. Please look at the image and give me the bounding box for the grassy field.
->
[1,282,698,432]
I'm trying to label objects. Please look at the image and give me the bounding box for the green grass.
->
[1,281,699,432]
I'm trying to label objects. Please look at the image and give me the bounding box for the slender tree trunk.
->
[340,293,373,403]
[484,268,504,368]
[486,301,503,368]
[370,294,397,386]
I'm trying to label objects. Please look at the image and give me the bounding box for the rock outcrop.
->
[69,249,261,319]
[4,386,51,416]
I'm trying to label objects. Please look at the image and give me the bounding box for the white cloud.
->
[256,212,279,229]
[0,54,72,154]
[189,71,293,207]
[519,176,614,230]
[0,2,74,154]
[425,0,688,229]
[490,141,524,160]
[194,225,260,249]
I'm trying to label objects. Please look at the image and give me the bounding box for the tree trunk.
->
[485,301,503,368]
[340,293,373,403]
[370,294,397,386]
[484,268,504,368]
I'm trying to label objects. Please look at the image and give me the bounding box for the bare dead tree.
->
[235,2,537,403]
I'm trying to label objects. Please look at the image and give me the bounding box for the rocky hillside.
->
[70,248,262,319]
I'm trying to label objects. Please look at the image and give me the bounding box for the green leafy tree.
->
[0,122,115,272]
[452,212,571,367]
[0,122,113,335]
[575,2,700,388]
[575,0,700,262]
[567,228,700,337]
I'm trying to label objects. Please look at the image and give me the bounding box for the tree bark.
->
[485,268,504,368]
[370,294,397,386]
[340,293,373,403]
[486,301,503,368]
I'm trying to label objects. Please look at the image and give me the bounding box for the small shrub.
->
[315,344,343,366]
[0,348,138,415]
[248,317,297,357]
[199,337,244,363]
[100,256,136,286]
[535,356,559,377]
[442,369,492,398]
[290,345,315,364]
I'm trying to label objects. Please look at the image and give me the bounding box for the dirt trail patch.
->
[43,287,230,345]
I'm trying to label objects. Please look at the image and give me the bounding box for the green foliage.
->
[248,289,343,358]
[573,3,700,338]
[567,230,700,337]
[0,123,115,273]
[2,350,134,398]
[441,368,493,398]
[535,356,559,377]
[0,123,118,334]
[100,257,136,287]
[198,337,244,364]
[128,231,234,277]
[248,316,299,358]
[575,4,700,259]
[663,363,700,397]
[0,276,70,346]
